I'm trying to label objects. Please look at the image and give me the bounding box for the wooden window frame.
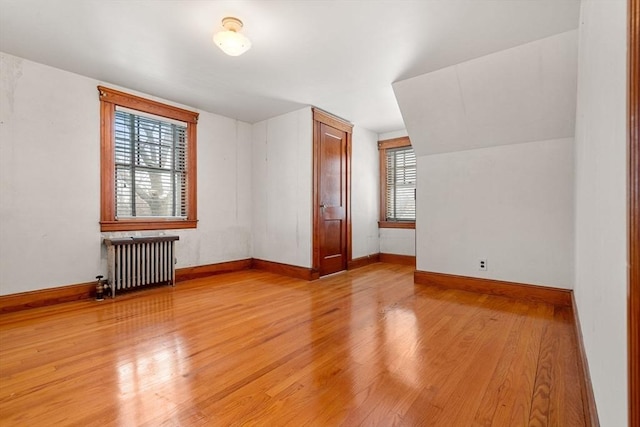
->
[98,86,199,232]
[379,136,416,229]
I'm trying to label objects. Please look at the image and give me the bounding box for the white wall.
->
[0,52,253,295]
[417,138,575,289]
[251,112,381,267]
[377,129,416,256]
[169,115,252,268]
[378,129,408,141]
[393,30,578,157]
[394,28,578,285]
[251,108,313,268]
[351,125,380,259]
[0,52,382,292]
[379,229,415,256]
[573,0,627,424]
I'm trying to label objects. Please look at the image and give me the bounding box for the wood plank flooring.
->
[0,263,587,426]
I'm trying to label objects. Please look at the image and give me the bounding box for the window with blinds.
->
[385,146,416,221]
[114,108,187,218]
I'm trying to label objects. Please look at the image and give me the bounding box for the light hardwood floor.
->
[0,263,586,426]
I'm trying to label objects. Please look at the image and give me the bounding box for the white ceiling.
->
[0,0,580,134]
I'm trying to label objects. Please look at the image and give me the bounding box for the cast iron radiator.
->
[103,235,179,298]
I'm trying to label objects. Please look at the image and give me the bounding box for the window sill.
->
[378,221,415,229]
[100,219,198,232]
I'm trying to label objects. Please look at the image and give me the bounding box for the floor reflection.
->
[103,293,193,426]
[116,335,191,425]
[382,307,420,388]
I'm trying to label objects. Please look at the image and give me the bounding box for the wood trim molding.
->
[0,258,316,313]
[414,270,572,307]
[0,259,255,314]
[252,259,320,281]
[98,86,198,232]
[347,253,416,268]
[100,99,115,224]
[100,219,198,232]
[187,118,198,226]
[347,131,353,264]
[571,294,600,426]
[312,108,353,134]
[176,259,252,282]
[97,86,199,124]
[348,254,380,270]
[378,136,411,150]
[313,118,320,272]
[629,0,640,423]
[378,221,416,229]
[379,146,388,222]
[0,257,332,313]
[380,253,416,266]
[0,282,94,314]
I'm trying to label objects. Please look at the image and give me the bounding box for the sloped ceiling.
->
[393,30,578,156]
[0,0,580,133]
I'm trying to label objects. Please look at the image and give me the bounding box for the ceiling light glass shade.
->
[213,31,251,56]
[213,17,251,56]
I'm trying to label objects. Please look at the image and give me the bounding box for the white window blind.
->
[114,108,187,218]
[385,146,416,221]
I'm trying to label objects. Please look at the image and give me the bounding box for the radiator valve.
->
[95,275,105,301]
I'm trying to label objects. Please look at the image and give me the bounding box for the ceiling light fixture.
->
[213,17,251,57]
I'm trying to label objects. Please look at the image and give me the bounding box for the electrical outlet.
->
[479,258,488,271]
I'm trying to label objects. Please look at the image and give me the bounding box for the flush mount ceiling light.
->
[213,17,251,57]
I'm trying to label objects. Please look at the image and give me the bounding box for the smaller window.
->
[379,137,416,229]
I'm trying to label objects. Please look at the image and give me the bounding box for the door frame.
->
[629,0,639,423]
[312,108,353,275]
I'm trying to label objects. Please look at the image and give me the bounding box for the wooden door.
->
[313,110,352,277]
